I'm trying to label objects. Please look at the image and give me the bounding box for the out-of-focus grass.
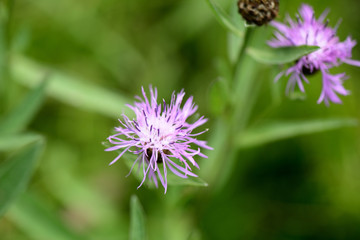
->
[1,0,360,239]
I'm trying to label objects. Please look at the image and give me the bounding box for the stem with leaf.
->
[203,26,259,192]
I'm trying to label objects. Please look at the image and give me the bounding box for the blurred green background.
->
[1,0,360,239]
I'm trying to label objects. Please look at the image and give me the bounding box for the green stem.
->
[214,67,262,192]
[203,28,257,190]
[231,27,255,129]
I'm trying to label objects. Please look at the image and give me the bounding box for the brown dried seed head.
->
[238,0,279,26]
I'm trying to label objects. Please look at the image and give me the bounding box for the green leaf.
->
[0,138,44,217]
[205,0,244,38]
[247,45,320,65]
[237,118,358,149]
[289,90,307,101]
[129,195,146,240]
[7,193,83,240]
[227,0,246,63]
[0,133,42,152]
[12,55,133,119]
[167,174,208,187]
[0,80,47,135]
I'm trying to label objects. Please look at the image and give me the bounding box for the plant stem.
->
[203,27,258,191]
[231,27,255,129]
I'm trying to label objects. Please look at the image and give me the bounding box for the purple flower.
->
[106,86,212,193]
[268,4,360,105]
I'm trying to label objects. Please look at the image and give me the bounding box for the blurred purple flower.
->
[268,4,360,105]
[106,86,212,193]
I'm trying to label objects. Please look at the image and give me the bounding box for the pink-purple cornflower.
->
[268,4,360,105]
[106,86,212,193]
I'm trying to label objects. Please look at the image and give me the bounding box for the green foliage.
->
[0,134,42,151]
[167,173,208,187]
[7,193,83,240]
[1,1,360,240]
[227,0,246,63]
[205,0,244,38]
[0,80,47,135]
[129,195,146,240]
[12,56,132,118]
[238,118,358,148]
[0,139,44,217]
[41,142,127,233]
[247,45,320,64]
[0,73,46,219]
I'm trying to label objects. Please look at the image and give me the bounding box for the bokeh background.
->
[1,0,360,239]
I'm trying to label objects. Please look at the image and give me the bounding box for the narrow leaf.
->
[205,0,244,38]
[0,138,44,217]
[0,133,42,152]
[247,45,320,65]
[227,0,246,63]
[7,193,83,240]
[129,195,146,240]
[0,80,47,135]
[237,118,358,149]
[167,174,208,187]
[12,55,133,118]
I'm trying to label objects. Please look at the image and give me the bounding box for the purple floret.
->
[268,4,360,105]
[106,86,212,193]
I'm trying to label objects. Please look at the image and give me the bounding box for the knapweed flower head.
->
[238,0,279,26]
[106,86,212,193]
[268,4,360,105]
